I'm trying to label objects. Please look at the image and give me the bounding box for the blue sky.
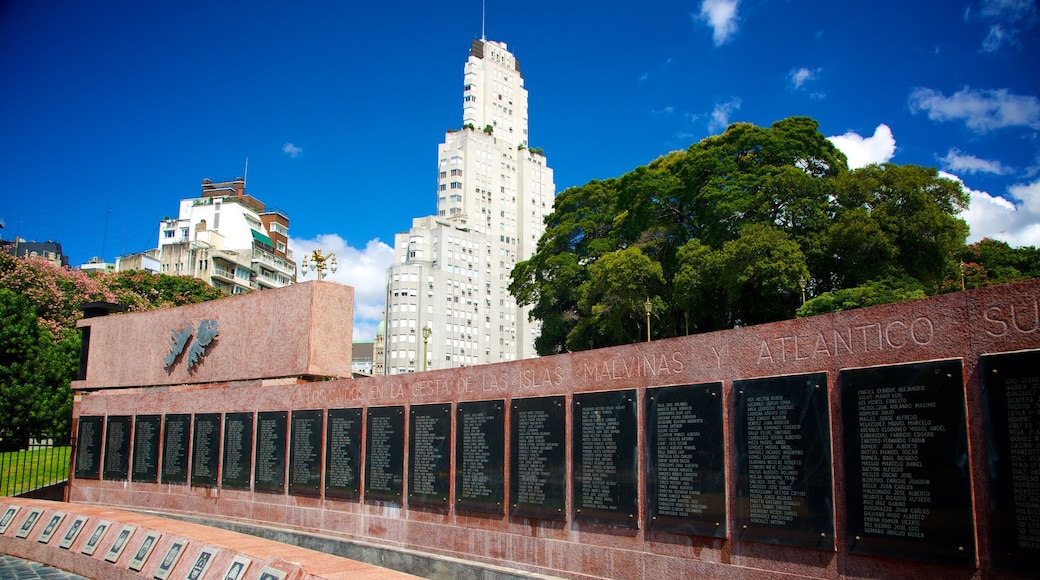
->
[2,0,1038,340]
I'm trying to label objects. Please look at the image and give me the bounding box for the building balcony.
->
[256,270,283,290]
[211,266,236,284]
[252,249,296,276]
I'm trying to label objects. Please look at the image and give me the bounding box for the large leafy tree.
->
[512,116,974,354]
[569,247,665,350]
[0,289,77,449]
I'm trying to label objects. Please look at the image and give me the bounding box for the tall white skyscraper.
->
[381,38,555,374]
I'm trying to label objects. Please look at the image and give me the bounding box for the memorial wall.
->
[69,279,1040,579]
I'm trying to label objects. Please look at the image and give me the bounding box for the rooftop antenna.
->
[244,157,249,188]
[481,0,486,41]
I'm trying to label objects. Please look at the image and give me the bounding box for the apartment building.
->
[382,38,555,374]
[157,177,295,294]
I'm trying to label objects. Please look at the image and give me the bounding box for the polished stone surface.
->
[73,280,355,389]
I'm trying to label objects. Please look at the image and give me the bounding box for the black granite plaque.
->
[131,415,161,483]
[842,359,975,566]
[734,373,833,549]
[254,411,287,494]
[221,412,253,490]
[289,409,323,497]
[573,390,638,527]
[102,415,133,481]
[455,400,504,513]
[408,403,451,508]
[74,416,104,480]
[325,408,362,500]
[647,383,726,537]
[365,406,404,503]
[982,350,1040,574]
[161,414,190,484]
[191,413,220,486]
[510,396,566,520]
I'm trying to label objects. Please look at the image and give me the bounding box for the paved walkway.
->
[0,556,87,580]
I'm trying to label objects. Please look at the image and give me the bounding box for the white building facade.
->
[382,38,555,374]
[157,178,296,294]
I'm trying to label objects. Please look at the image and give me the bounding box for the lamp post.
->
[422,324,432,372]
[300,249,337,281]
[644,298,652,343]
[799,277,807,305]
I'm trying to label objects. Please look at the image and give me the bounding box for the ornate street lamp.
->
[300,249,337,281]
[644,298,653,343]
[422,324,432,371]
[799,277,807,305]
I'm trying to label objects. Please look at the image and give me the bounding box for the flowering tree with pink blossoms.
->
[0,252,225,448]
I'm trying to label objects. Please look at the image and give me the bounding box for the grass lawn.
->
[0,446,71,496]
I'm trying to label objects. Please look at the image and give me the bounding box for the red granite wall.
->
[72,281,354,389]
[69,280,1040,579]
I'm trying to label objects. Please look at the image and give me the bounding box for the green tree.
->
[673,239,726,334]
[0,289,76,449]
[568,247,665,350]
[943,238,1040,291]
[719,224,809,326]
[512,116,975,354]
[844,164,968,292]
[510,179,622,354]
[797,275,927,318]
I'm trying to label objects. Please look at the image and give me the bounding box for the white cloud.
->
[789,67,820,90]
[908,87,1040,132]
[977,0,1038,51]
[282,142,304,158]
[291,234,394,340]
[942,171,1040,247]
[981,24,1010,52]
[827,124,896,169]
[940,148,1009,175]
[696,0,740,46]
[651,106,675,116]
[707,98,741,134]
